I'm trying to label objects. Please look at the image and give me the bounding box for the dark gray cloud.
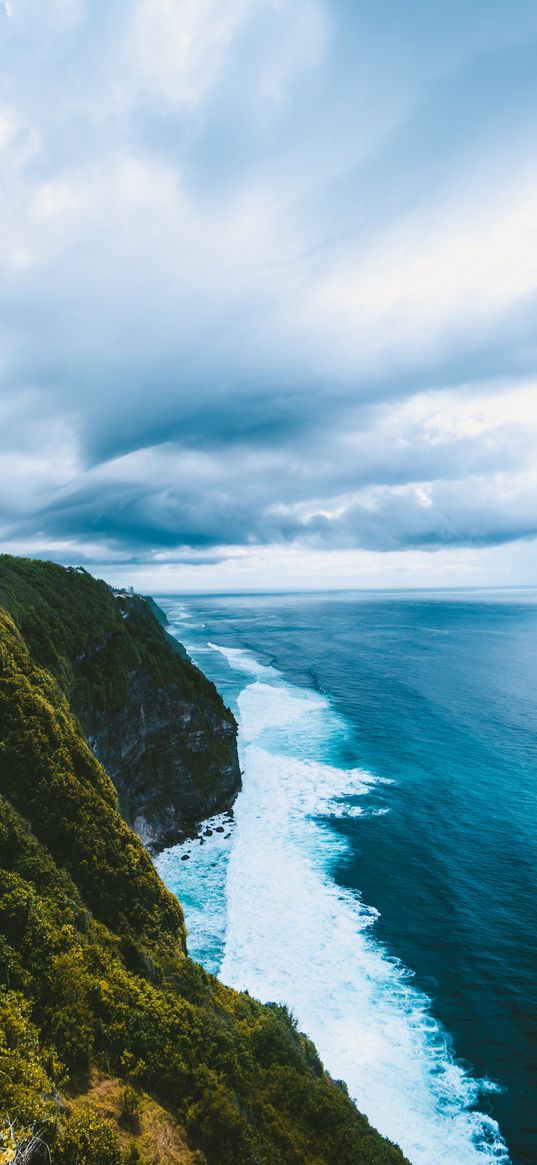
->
[0,0,537,579]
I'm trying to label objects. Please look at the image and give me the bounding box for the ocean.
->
[154,590,537,1165]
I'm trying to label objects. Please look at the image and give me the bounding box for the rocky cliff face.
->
[0,556,241,852]
[86,665,241,852]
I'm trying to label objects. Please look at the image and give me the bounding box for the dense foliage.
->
[0,556,232,728]
[0,559,409,1165]
[0,555,240,847]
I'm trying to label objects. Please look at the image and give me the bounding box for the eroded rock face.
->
[0,554,242,854]
[86,668,241,854]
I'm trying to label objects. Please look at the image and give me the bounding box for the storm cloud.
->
[1,0,537,585]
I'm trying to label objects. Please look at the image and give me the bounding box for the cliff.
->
[0,561,410,1165]
[0,556,241,851]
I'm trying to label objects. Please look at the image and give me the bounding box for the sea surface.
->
[155,590,537,1165]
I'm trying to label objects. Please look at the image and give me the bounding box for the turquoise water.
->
[155,591,537,1165]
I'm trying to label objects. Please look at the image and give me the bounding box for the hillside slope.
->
[0,596,409,1165]
[0,556,241,850]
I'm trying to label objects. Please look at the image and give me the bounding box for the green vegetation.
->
[0,556,231,728]
[0,557,409,1165]
[0,556,240,849]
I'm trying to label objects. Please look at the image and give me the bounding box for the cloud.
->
[0,0,536,583]
[4,380,532,565]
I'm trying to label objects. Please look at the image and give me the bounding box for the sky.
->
[1,0,537,592]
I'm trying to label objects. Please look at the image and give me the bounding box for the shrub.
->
[0,992,61,1126]
[119,1088,140,1134]
[123,1146,140,1165]
[53,1112,120,1165]
[186,1085,247,1162]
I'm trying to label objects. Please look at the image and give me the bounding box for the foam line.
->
[217,675,509,1165]
[157,621,509,1165]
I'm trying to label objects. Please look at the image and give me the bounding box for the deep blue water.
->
[156,590,537,1165]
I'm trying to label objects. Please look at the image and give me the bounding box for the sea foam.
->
[156,812,234,974]
[157,618,509,1165]
[210,646,510,1165]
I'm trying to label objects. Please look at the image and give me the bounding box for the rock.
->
[84,600,241,855]
[0,557,242,858]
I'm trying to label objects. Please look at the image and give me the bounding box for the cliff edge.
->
[0,555,241,851]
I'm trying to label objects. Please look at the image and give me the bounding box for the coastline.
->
[157,596,512,1165]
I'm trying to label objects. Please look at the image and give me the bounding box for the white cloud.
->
[128,0,254,108]
[0,112,13,144]
[298,171,537,373]
[257,0,329,105]
[1,0,537,581]
[90,539,537,592]
[32,181,76,222]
